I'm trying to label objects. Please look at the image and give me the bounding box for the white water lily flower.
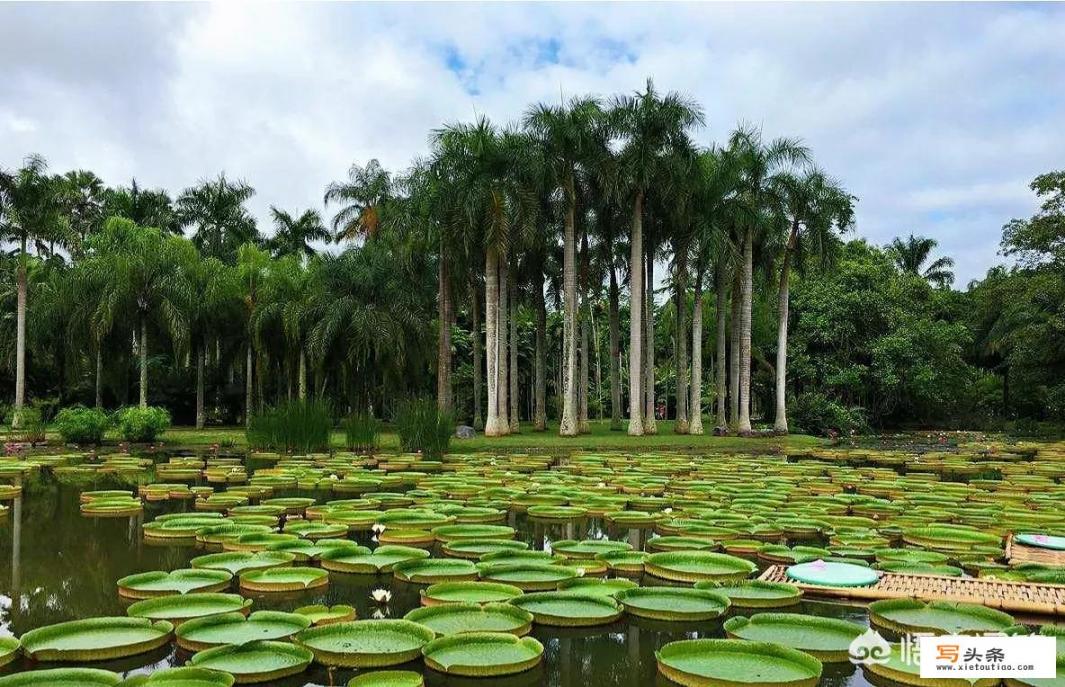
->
[575,568,586,578]
[371,609,387,619]
[597,482,607,489]
[371,524,387,534]
[663,507,673,515]
[371,588,392,604]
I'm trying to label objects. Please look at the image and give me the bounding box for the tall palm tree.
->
[888,234,955,287]
[103,180,179,234]
[610,79,704,435]
[236,243,270,424]
[267,208,328,259]
[0,155,70,426]
[62,170,105,250]
[324,159,393,243]
[189,256,239,427]
[177,174,258,263]
[524,97,603,436]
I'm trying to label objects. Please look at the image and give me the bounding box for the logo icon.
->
[849,628,892,666]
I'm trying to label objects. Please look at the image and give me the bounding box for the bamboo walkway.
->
[759,564,1065,616]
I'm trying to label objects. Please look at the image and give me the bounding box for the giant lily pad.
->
[656,638,823,687]
[864,643,999,687]
[616,587,730,622]
[645,551,757,583]
[188,640,312,683]
[405,602,533,637]
[113,667,235,687]
[420,581,524,607]
[557,577,638,598]
[0,636,19,669]
[431,524,516,543]
[786,560,879,587]
[441,539,528,560]
[869,599,1015,635]
[723,613,864,662]
[0,669,121,686]
[319,545,429,574]
[295,620,435,668]
[476,562,577,591]
[267,538,364,562]
[19,617,173,662]
[421,632,543,677]
[346,672,424,687]
[510,592,623,627]
[190,551,295,575]
[393,558,479,584]
[550,539,632,559]
[126,593,251,623]
[293,604,357,626]
[693,581,802,609]
[239,566,329,593]
[176,610,312,651]
[116,569,233,600]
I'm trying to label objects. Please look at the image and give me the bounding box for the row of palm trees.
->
[2,80,857,435]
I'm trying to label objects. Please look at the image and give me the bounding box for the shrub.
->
[393,398,452,458]
[247,399,332,453]
[790,392,868,436]
[343,411,380,453]
[54,405,110,444]
[115,406,171,443]
[8,402,47,444]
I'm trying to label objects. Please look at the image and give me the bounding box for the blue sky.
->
[2,2,1063,285]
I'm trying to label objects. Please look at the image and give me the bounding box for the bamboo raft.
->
[759,564,1065,616]
[1006,534,1065,567]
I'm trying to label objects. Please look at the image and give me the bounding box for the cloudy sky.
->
[2,2,1063,285]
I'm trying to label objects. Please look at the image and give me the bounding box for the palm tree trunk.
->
[627,192,645,435]
[714,259,729,432]
[774,221,799,434]
[484,247,505,437]
[138,315,149,409]
[471,276,483,430]
[94,346,104,409]
[690,271,704,435]
[196,337,206,429]
[674,247,689,434]
[497,251,510,435]
[738,229,754,434]
[559,176,579,437]
[298,347,307,401]
[436,257,453,413]
[728,267,741,431]
[643,245,657,434]
[509,274,520,433]
[579,305,590,433]
[533,269,546,431]
[608,262,622,430]
[12,258,27,428]
[245,343,253,428]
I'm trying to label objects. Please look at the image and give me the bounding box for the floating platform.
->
[758,564,1065,616]
[1006,534,1065,568]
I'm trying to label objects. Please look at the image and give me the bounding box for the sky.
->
[2,2,1063,287]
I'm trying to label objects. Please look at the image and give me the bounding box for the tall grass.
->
[393,398,452,458]
[343,411,380,453]
[247,399,332,453]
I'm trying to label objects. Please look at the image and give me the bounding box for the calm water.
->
[0,460,878,687]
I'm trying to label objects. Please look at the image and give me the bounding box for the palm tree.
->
[84,217,195,408]
[177,174,259,262]
[266,207,328,259]
[62,170,105,250]
[324,159,392,243]
[524,97,603,436]
[189,256,239,427]
[888,234,955,287]
[103,180,179,234]
[0,155,70,426]
[610,79,704,435]
[236,244,270,424]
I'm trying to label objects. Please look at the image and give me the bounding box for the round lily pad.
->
[510,592,623,627]
[190,551,295,575]
[556,577,638,598]
[295,619,435,668]
[293,604,357,626]
[116,569,233,599]
[347,672,424,687]
[19,616,174,662]
[869,599,1016,635]
[176,610,313,651]
[645,551,757,583]
[1017,533,1065,551]
[114,667,236,686]
[441,539,528,560]
[595,550,648,575]
[693,581,803,609]
[0,669,122,686]
[126,593,251,623]
[393,558,479,584]
[864,643,999,687]
[550,539,632,558]
[616,587,730,622]
[656,638,823,687]
[724,613,864,662]
[476,562,577,591]
[526,505,587,523]
[420,581,524,606]
[267,539,364,562]
[189,640,312,683]
[319,545,429,574]
[431,524,516,542]
[405,602,533,637]
[239,566,329,593]
[0,637,19,669]
[786,560,879,587]
[421,632,544,677]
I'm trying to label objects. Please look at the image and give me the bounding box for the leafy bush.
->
[54,405,110,444]
[393,399,452,458]
[247,399,332,453]
[8,403,47,443]
[790,392,868,436]
[115,406,171,443]
[343,411,380,453]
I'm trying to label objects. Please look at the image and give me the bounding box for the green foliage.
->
[393,399,452,458]
[790,392,868,436]
[54,405,109,444]
[9,403,47,443]
[247,399,332,453]
[342,411,380,453]
[115,406,171,443]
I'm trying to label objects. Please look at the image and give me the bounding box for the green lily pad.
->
[113,667,235,687]
[346,671,424,687]
[724,613,864,662]
[0,669,121,686]
[126,593,251,623]
[319,545,429,574]
[420,581,524,606]
[176,610,313,651]
[293,604,357,626]
[393,558,479,584]
[594,550,648,574]
[647,536,720,552]
[476,562,577,591]
[693,581,803,609]
[441,539,528,559]
[616,587,730,621]
[188,640,313,683]
[645,551,757,583]
[656,638,823,687]
[869,599,1016,635]
[404,602,533,636]
[421,632,544,677]
[556,577,638,598]
[266,538,364,562]
[431,524,516,542]
[190,551,295,575]
[786,560,879,587]
[239,566,329,593]
[116,569,233,599]
[863,643,999,687]
[550,539,632,558]
[295,619,435,668]
[20,617,173,662]
[510,592,623,627]
[0,636,19,669]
